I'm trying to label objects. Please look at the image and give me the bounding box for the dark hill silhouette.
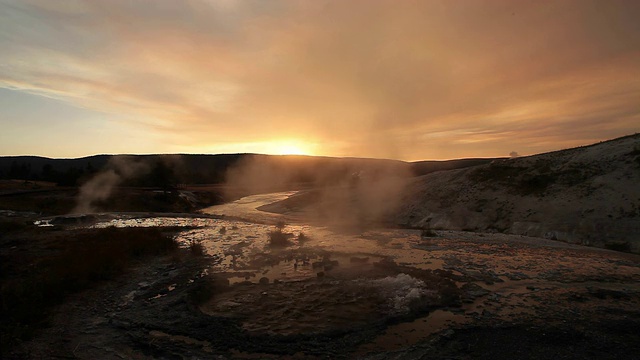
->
[0,153,497,187]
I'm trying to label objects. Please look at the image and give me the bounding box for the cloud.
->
[1,0,639,159]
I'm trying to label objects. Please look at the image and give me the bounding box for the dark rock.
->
[441,329,455,338]
[461,282,490,300]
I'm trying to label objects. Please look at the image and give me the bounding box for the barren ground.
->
[3,191,640,359]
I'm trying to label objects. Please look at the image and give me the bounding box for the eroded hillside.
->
[397,134,640,252]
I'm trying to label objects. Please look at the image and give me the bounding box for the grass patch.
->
[268,229,292,247]
[0,227,179,352]
[421,228,438,238]
[269,227,293,247]
[297,232,309,243]
[188,240,205,256]
[267,221,293,247]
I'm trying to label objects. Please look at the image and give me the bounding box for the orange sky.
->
[0,0,639,160]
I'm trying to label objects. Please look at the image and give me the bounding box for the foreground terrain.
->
[2,191,640,359]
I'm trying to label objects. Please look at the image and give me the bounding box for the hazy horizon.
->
[1,1,639,161]
[2,132,638,163]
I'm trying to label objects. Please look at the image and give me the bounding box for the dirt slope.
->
[396,134,640,252]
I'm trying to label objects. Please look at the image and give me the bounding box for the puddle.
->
[33,219,54,227]
[93,216,222,229]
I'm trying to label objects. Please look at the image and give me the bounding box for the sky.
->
[0,0,639,161]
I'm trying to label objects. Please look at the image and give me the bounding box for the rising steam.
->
[224,155,411,230]
[72,156,151,214]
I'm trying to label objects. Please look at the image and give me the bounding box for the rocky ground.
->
[4,213,639,359]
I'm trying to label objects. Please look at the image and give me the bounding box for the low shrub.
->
[421,228,437,238]
[268,228,292,247]
[297,232,309,243]
[275,220,286,231]
[188,240,205,256]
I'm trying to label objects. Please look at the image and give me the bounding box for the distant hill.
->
[396,134,640,252]
[0,154,241,186]
[0,153,496,187]
[410,158,499,176]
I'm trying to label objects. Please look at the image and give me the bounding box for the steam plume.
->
[72,156,151,214]
[224,156,410,230]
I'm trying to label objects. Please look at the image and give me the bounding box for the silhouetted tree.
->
[41,164,56,181]
[57,166,84,186]
[150,161,176,193]
[8,161,31,180]
[86,162,96,174]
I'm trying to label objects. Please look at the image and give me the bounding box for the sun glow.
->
[267,140,314,156]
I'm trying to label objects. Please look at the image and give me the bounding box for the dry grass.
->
[188,240,205,256]
[421,228,438,238]
[297,232,309,243]
[268,228,292,247]
[0,227,179,352]
[267,221,293,247]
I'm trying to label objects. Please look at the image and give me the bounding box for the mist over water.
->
[224,155,411,229]
[71,152,410,229]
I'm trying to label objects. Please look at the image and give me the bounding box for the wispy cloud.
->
[1,0,638,159]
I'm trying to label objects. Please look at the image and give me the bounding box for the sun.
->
[268,141,313,156]
[276,144,306,155]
